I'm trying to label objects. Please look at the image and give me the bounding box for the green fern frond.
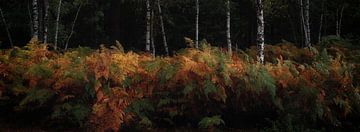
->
[204,79,218,99]
[17,89,54,110]
[198,115,225,128]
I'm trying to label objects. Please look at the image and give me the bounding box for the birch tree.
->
[44,0,49,43]
[305,0,311,47]
[195,0,199,49]
[0,7,13,47]
[226,0,232,55]
[150,5,156,56]
[32,0,39,39]
[300,0,311,47]
[145,0,151,52]
[54,0,62,50]
[256,0,265,64]
[336,4,345,37]
[157,0,169,56]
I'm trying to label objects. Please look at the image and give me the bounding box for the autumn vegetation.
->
[0,37,359,131]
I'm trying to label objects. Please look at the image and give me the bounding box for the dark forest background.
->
[0,0,359,54]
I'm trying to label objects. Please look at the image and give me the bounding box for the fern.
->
[157,98,172,107]
[204,79,218,99]
[17,88,54,110]
[157,62,178,85]
[183,82,194,95]
[245,65,276,100]
[313,49,332,75]
[28,63,53,79]
[139,116,153,128]
[198,115,225,128]
[127,99,155,118]
[52,103,91,126]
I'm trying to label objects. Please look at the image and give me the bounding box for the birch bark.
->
[256,0,265,64]
[32,0,39,39]
[54,0,62,50]
[146,0,151,52]
[44,0,49,43]
[226,0,232,55]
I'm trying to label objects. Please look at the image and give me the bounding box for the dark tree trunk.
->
[0,7,13,47]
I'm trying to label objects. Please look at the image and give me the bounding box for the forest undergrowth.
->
[0,38,359,131]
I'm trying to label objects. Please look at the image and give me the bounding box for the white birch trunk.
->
[256,0,265,64]
[157,0,169,56]
[0,7,13,47]
[65,4,82,50]
[146,0,151,52]
[44,0,49,44]
[32,0,39,39]
[54,0,62,50]
[195,0,199,49]
[226,0,232,55]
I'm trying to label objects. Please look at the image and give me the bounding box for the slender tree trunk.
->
[0,7,13,47]
[318,0,324,44]
[150,6,155,56]
[32,0,39,39]
[28,1,34,37]
[65,4,82,50]
[318,13,323,43]
[300,0,310,47]
[256,0,265,64]
[299,1,304,47]
[337,5,345,37]
[235,43,238,52]
[324,5,328,37]
[44,0,49,44]
[336,8,339,37]
[157,0,169,56]
[304,0,311,47]
[195,0,199,49]
[226,0,232,55]
[54,0,62,50]
[38,0,43,42]
[145,0,151,52]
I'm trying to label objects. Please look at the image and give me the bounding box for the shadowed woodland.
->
[0,0,360,131]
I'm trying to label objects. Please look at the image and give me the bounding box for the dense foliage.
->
[0,38,359,131]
